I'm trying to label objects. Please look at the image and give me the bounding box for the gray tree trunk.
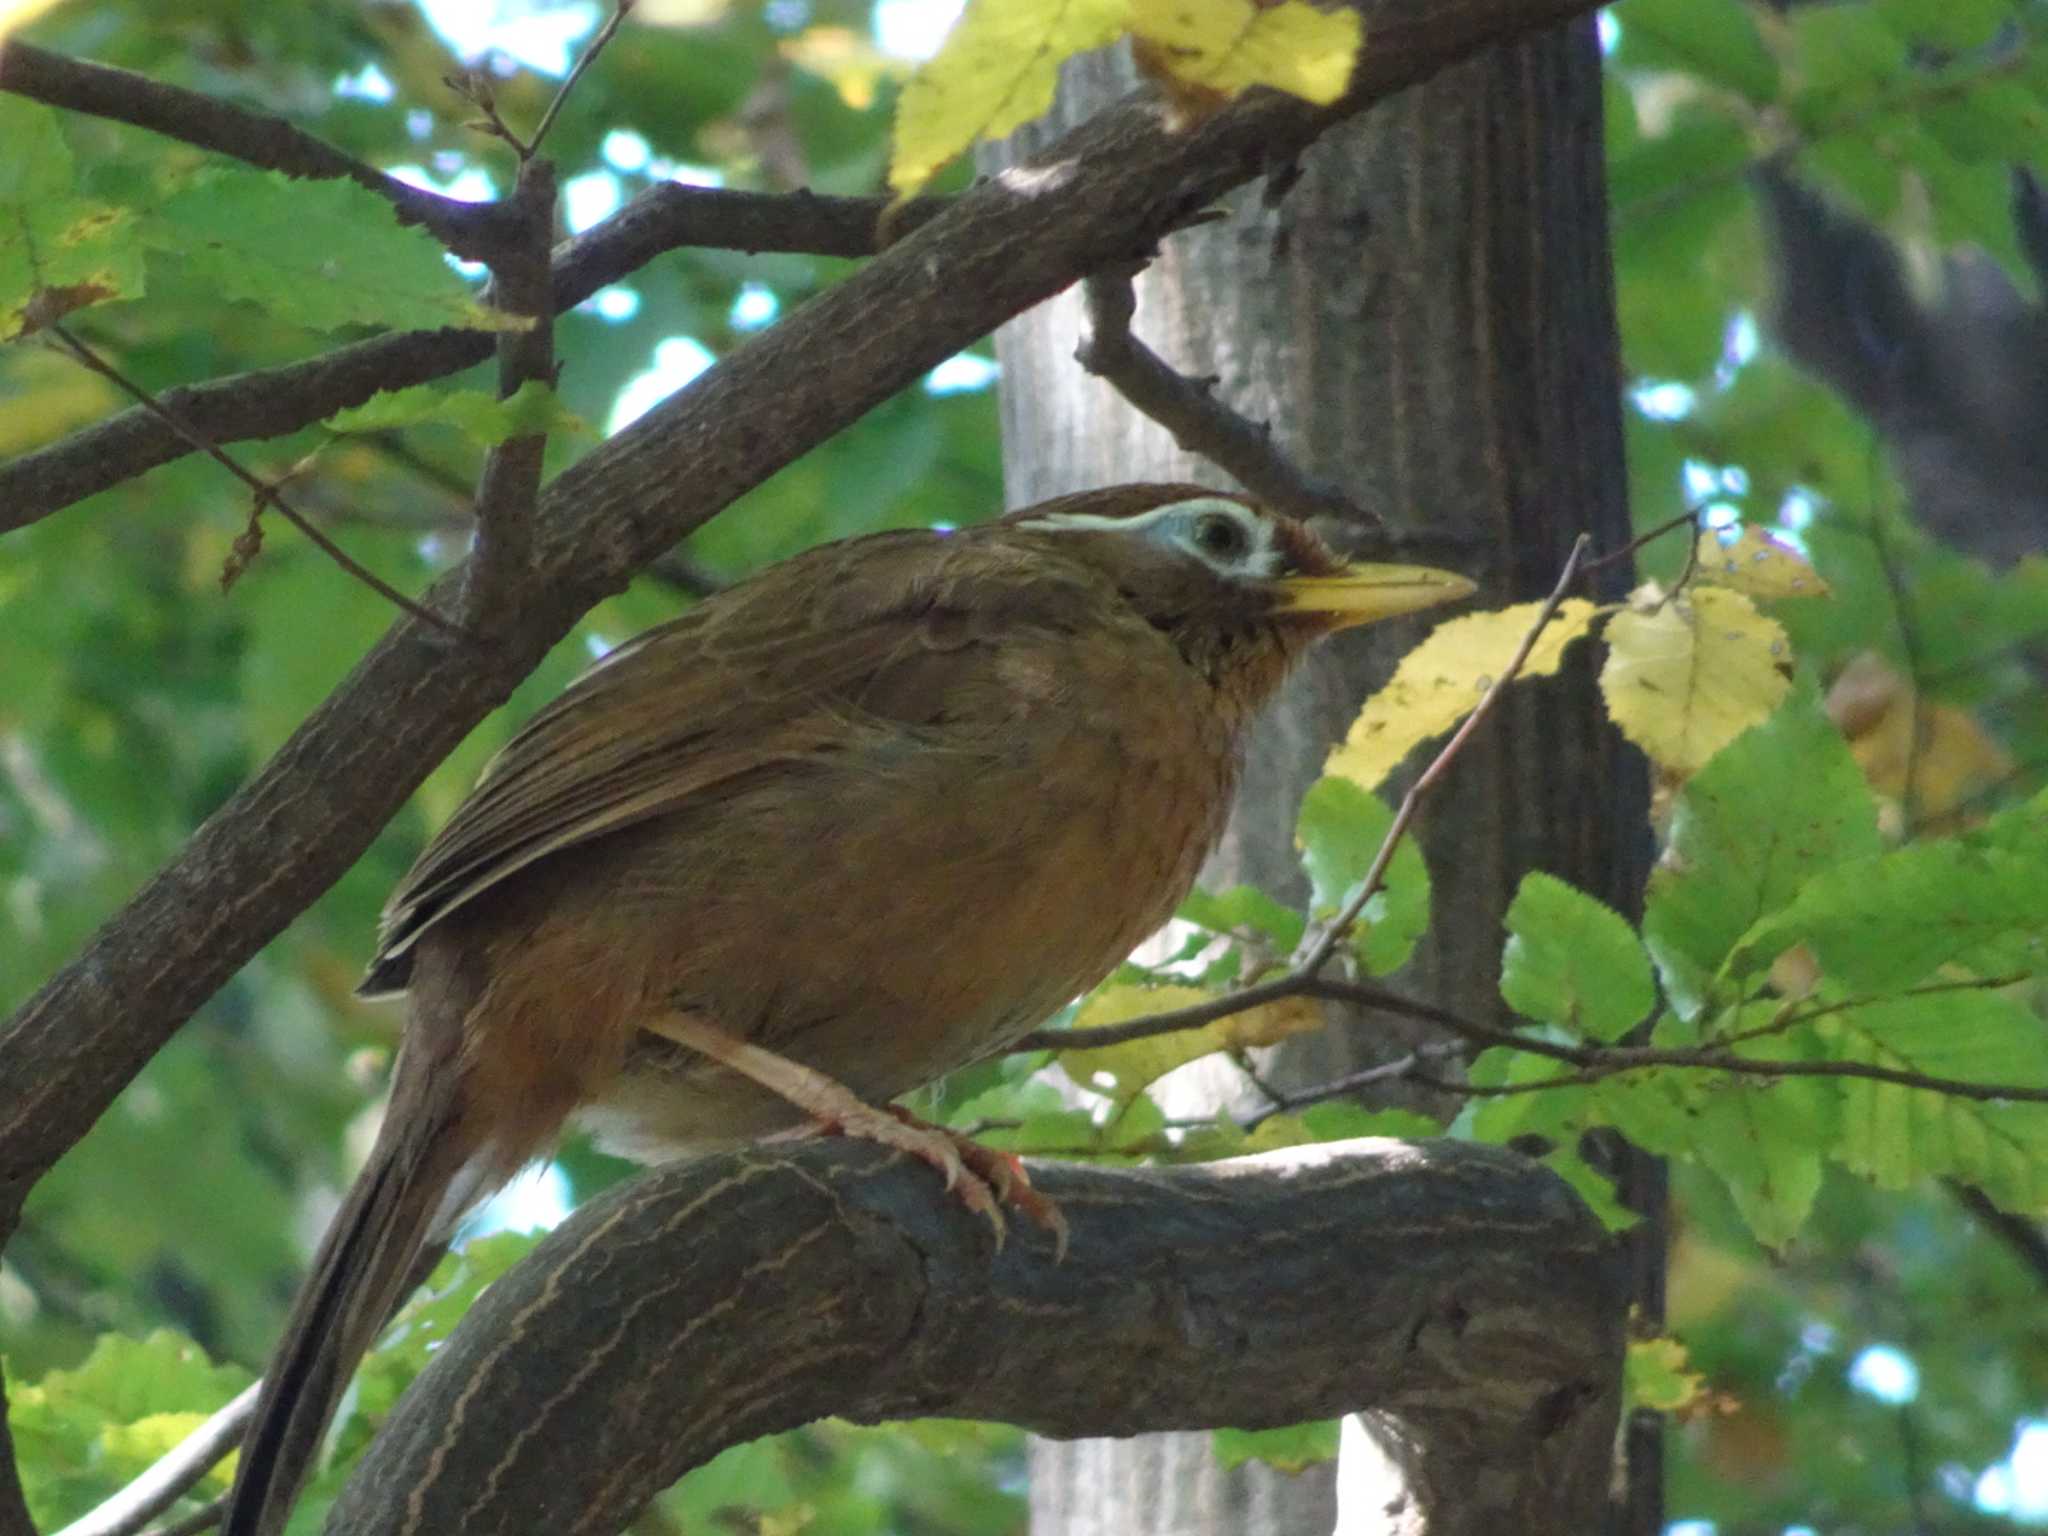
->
[987,20,1649,1536]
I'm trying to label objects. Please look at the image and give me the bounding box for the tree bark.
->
[329,1138,1623,1536]
[987,19,1648,1536]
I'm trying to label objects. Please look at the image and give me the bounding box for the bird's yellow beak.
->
[1274,564,1477,629]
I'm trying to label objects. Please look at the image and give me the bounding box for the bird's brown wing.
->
[361,529,1100,994]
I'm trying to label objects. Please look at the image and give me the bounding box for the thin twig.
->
[1582,509,1695,576]
[1296,535,1593,975]
[528,1,634,157]
[1239,1041,1473,1131]
[0,41,516,260]
[41,325,470,638]
[51,1386,253,1536]
[1077,263,1375,527]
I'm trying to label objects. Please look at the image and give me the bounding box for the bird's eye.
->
[1192,512,1251,563]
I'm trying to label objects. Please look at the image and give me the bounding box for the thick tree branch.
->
[464,155,558,624]
[0,40,518,259]
[0,182,945,532]
[329,1138,1624,1536]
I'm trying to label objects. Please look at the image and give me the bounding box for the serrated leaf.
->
[1178,883,1306,950]
[1212,1419,1341,1473]
[9,1332,250,1528]
[1829,990,2048,1211]
[324,380,585,445]
[1327,598,1600,791]
[1626,1337,1707,1415]
[1641,686,1881,1018]
[1601,586,1792,778]
[1056,983,1323,1105]
[1295,776,1431,975]
[1129,0,1360,107]
[1500,871,1656,1042]
[1726,836,2048,992]
[0,101,144,340]
[1689,1085,1824,1247]
[1694,524,1831,601]
[145,170,526,335]
[887,0,1127,193]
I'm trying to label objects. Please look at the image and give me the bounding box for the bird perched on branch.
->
[224,482,1472,1536]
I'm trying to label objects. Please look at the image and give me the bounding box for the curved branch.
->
[331,1138,1624,1536]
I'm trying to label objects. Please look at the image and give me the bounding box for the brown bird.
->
[224,483,1472,1536]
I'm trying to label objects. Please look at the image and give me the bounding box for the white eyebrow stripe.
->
[1016,498,1255,533]
[1015,497,1283,576]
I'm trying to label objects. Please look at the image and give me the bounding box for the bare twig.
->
[0,41,516,260]
[51,1386,253,1536]
[1582,509,1696,576]
[42,326,469,638]
[2,182,948,533]
[1239,1041,1473,1130]
[1298,535,1593,974]
[1077,263,1375,527]
[528,1,634,157]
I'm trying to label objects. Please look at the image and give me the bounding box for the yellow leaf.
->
[1129,0,1361,108]
[1693,525,1831,601]
[1326,598,1601,791]
[0,0,69,39]
[888,0,1129,193]
[1825,652,2013,832]
[1600,586,1790,778]
[1057,983,1322,1103]
[781,26,900,111]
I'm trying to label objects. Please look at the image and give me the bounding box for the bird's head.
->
[1006,483,1475,708]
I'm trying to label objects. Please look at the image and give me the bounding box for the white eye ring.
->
[1192,510,1252,563]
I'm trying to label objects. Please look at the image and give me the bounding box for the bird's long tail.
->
[223,1055,479,1536]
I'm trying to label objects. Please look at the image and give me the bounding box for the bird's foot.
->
[640,1011,1055,1251]
[883,1108,1070,1261]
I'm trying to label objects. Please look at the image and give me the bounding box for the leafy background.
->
[3,0,2047,1531]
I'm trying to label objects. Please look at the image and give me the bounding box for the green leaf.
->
[1615,0,1780,103]
[144,170,525,335]
[9,1332,249,1528]
[1466,1046,1592,1149]
[1641,686,1880,1018]
[1689,1084,1824,1248]
[1295,777,1432,975]
[0,100,145,340]
[1178,883,1306,950]
[1500,871,1657,1041]
[324,380,586,446]
[1626,1336,1707,1414]
[1212,1419,1342,1473]
[1544,1147,1640,1232]
[1827,989,2048,1211]
[1726,833,2048,993]
[1785,2,1909,103]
